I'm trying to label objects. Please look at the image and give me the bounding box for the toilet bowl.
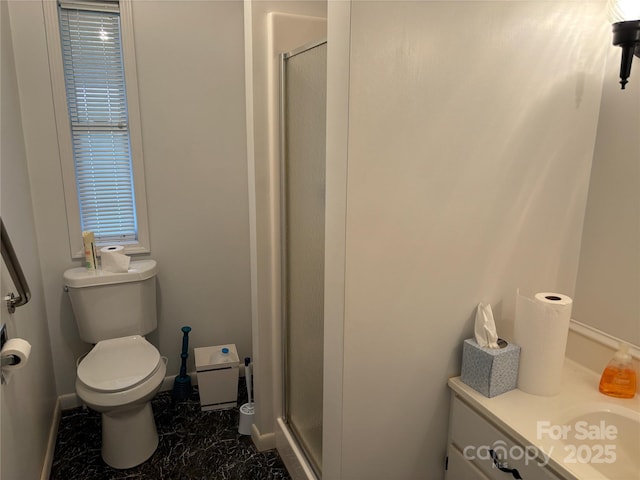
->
[75,335,167,469]
[64,260,164,469]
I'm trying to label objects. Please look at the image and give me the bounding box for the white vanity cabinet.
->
[447,360,640,480]
[445,394,566,480]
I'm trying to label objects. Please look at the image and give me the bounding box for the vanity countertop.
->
[448,359,640,480]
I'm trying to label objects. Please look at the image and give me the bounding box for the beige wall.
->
[1,2,58,478]
[9,0,251,397]
[325,1,607,478]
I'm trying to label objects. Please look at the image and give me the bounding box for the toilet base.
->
[101,401,159,469]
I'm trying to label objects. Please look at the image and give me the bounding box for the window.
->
[45,0,149,257]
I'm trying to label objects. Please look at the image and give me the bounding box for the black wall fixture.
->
[608,1,640,89]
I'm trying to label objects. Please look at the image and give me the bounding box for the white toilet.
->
[63,259,166,469]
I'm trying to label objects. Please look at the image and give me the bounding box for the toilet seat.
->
[77,335,161,393]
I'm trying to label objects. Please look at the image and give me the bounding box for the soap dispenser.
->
[598,343,637,399]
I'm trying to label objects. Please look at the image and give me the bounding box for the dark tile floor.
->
[50,384,291,480]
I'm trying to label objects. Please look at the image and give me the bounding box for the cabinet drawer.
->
[446,444,491,480]
[450,396,563,480]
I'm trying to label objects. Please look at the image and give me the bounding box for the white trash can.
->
[194,344,239,411]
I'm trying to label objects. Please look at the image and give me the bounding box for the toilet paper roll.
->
[514,291,573,396]
[1,338,32,384]
[100,246,130,273]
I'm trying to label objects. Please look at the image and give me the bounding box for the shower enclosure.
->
[280,39,327,477]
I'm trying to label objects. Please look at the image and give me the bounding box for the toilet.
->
[63,259,166,469]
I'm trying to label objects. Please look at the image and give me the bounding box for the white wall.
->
[325,1,607,478]
[1,2,58,478]
[573,44,640,346]
[9,0,251,397]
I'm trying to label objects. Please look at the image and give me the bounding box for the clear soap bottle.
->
[598,343,637,399]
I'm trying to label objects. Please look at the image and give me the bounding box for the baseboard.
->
[58,367,250,412]
[59,371,203,411]
[40,397,61,480]
[59,392,82,410]
[251,422,276,451]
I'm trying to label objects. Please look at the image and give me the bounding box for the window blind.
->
[59,3,138,243]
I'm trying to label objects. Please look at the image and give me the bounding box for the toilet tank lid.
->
[64,259,157,288]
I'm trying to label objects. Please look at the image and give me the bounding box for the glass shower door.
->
[281,40,327,476]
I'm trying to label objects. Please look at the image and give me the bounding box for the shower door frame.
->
[278,38,327,479]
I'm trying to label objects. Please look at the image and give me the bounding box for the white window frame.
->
[44,0,150,258]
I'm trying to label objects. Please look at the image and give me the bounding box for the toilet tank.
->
[63,260,158,344]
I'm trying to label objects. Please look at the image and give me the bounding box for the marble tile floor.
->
[50,384,291,480]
